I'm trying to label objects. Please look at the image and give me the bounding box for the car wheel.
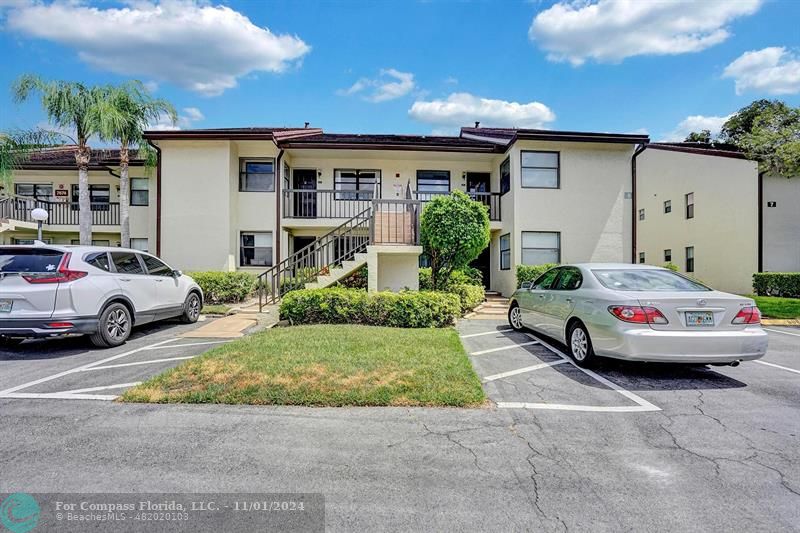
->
[180,292,201,324]
[568,322,597,368]
[508,303,523,331]
[90,303,132,348]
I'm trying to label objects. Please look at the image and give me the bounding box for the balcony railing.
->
[415,191,502,221]
[0,196,121,226]
[283,189,373,219]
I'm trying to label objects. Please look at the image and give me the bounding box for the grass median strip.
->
[121,324,486,407]
[752,295,800,319]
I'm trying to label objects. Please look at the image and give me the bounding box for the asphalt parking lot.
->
[0,317,232,400]
[1,320,799,531]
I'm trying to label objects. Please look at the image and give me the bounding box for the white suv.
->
[0,244,203,348]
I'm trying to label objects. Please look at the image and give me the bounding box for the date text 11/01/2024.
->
[54,500,307,512]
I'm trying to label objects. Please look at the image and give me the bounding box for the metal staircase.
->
[257,182,421,310]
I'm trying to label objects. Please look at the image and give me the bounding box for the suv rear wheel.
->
[90,303,132,348]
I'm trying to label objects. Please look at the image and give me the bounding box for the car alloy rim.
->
[510,307,522,329]
[188,295,200,319]
[106,309,128,340]
[571,328,588,361]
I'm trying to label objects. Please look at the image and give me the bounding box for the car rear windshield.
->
[0,248,64,273]
[592,269,710,292]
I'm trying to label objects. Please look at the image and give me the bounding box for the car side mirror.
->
[520,281,532,290]
[172,270,182,278]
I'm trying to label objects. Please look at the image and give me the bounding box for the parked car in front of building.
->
[508,263,768,367]
[0,244,203,348]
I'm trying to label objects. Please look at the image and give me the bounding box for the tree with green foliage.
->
[91,81,176,247]
[684,130,712,143]
[420,190,490,290]
[11,75,109,244]
[721,99,800,177]
[0,129,67,191]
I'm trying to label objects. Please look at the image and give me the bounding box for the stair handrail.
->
[257,205,373,310]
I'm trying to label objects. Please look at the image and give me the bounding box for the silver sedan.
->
[507,263,768,367]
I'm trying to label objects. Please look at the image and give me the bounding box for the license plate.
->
[686,311,713,326]
[0,299,12,313]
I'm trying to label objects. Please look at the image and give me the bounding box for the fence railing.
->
[0,196,121,226]
[414,191,502,221]
[371,198,420,245]
[283,189,374,219]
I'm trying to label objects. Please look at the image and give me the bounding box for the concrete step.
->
[474,307,507,315]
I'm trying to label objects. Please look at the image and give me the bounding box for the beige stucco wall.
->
[636,148,759,294]
[367,245,422,292]
[762,173,800,272]
[4,167,156,248]
[486,141,634,297]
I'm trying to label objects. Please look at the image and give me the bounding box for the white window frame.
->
[520,231,560,265]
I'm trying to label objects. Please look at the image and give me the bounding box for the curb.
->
[762,318,800,326]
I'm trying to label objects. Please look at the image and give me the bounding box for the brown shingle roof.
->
[278,133,500,152]
[647,142,749,160]
[19,146,145,169]
[461,127,649,145]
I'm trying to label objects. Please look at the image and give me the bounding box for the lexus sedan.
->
[508,264,768,367]
[0,244,203,348]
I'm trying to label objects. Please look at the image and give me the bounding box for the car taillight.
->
[608,305,668,324]
[22,252,87,284]
[732,306,761,324]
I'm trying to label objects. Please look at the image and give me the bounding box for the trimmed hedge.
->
[753,273,800,298]
[279,288,460,328]
[516,263,558,288]
[188,271,257,304]
[419,267,482,290]
[449,283,485,313]
[338,265,368,289]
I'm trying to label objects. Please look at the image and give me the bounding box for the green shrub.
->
[449,283,485,313]
[188,271,257,304]
[419,267,482,290]
[516,263,558,288]
[279,288,460,328]
[663,262,679,272]
[753,272,800,298]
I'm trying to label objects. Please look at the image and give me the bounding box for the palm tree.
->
[92,81,176,248]
[0,129,66,191]
[12,75,107,244]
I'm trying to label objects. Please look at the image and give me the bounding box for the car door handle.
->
[154,279,163,282]
[538,294,545,298]
[565,298,573,302]
[119,278,132,282]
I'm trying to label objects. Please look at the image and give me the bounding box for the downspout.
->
[275,148,284,264]
[631,143,648,264]
[758,170,765,272]
[146,139,162,256]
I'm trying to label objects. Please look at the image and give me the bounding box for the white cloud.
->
[529,0,762,66]
[6,0,310,96]
[148,107,205,131]
[444,76,459,85]
[339,69,416,102]
[661,114,732,142]
[408,92,556,129]
[723,47,800,95]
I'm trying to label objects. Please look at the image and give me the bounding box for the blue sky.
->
[1,0,799,141]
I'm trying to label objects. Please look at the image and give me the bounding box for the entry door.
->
[293,169,317,217]
[466,172,490,193]
[293,237,317,268]
[468,246,490,289]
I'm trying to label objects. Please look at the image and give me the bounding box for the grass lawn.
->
[751,295,800,319]
[201,304,232,315]
[121,324,486,407]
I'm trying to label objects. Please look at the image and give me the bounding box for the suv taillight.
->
[732,306,761,324]
[608,305,669,324]
[22,252,87,284]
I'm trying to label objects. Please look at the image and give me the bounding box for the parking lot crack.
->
[420,423,490,475]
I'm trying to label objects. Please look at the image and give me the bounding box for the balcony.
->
[0,196,121,226]
[415,191,502,221]
[283,189,373,219]
[283,189,502,222]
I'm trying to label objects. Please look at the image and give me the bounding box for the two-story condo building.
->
[4,126,792,297]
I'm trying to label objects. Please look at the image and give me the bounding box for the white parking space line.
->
[1,392,120,401]
[497,402,662,412]
[755,360,800,375]
[764,328,800,338]
[471,341,539,356]
[460,328,512,339]
[483,360,567,382]
[81,355,197,371]
[57,382,142,395]
[523,332,661,412]
[141,340,229,350]
[0,337,178,397]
